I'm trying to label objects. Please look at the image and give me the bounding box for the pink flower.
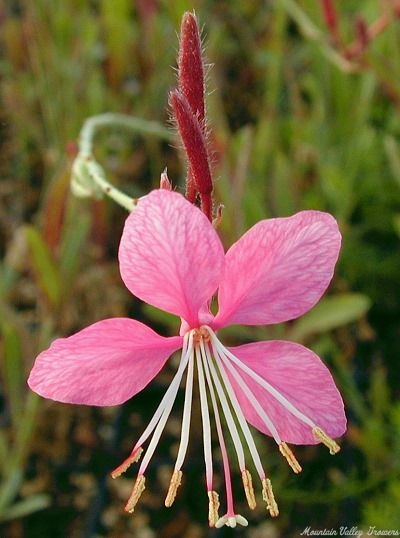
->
[28,189,346,528]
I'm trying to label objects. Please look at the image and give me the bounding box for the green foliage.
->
[289,293,372,341]
[0,322,49,522]
[23,226,62,308]
[361,405,400,529]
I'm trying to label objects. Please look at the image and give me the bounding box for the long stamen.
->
[215,347,281,444]
[165,352,195,506]
[215,342,302,472]
[199,342,235,518]
[199,339,246,471]
[209,332,281,511]
[195,346,214,490]
[174,353,195,471]
[209,329,316,429]
[209,328,340,456]
[211,336,275,476]
[138,333,194,476]
[113,333,192,479]
[120,336,193,514]
[215,341,301,473]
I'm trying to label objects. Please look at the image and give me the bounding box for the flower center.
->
[192,326,210,345]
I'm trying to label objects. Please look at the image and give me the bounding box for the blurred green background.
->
[1,0,400,536]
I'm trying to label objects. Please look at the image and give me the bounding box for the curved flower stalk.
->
[71,113,173,211]
[28,189,346,528]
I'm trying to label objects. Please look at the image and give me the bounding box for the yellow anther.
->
[279,442,302,474]
[124,474,146,513]
[165,469,183,507]
[313,427,341,455]
[241,469,256,509]
[208,490,220,527]
[111,447,143,478]
[262,478,279,518]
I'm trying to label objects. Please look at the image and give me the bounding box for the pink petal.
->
[28,318,182,406]
[213,211,341,329]
[226,340,346,444]
[119,190,224,327]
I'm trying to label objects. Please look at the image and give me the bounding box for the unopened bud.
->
[160,168,172,190]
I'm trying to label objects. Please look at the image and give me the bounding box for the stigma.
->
[111,325,341,525]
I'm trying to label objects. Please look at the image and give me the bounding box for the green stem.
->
[71,113,173,211]
[282,0,357,73]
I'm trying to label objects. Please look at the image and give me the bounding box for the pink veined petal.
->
[28,318,183,406]
[226,340,346,444]
[213,211,341,329]
[119,189,224,328]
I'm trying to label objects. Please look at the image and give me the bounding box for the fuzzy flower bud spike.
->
[173,11,213,220]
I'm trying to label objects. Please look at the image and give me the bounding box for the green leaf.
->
[362,481,400,528]
[0,431,9,471]
[0,469,23,514]
[0,494,51,522]
[289,293,372,341]
[24,226,61,307]
[1,323,24,427]
[59,209,91,285]
[142,304,178,332]
[384,135,400,188]
[393,213,400,239]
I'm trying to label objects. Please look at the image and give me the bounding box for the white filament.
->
[133,333,191,451]
[208,328,316,429]
[210,337,270,477]
[214,343,282,444]
[174,352,194,470]
[199,339,246,471]
[195,345,213,487]
[138,332,193,475]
